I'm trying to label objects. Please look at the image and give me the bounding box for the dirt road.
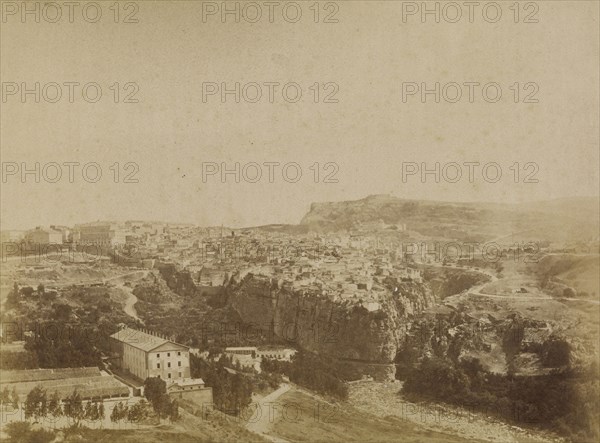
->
[107,270,149,322]
[246,383,291,443]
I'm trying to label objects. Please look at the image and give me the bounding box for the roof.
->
[7,375,129,400]
[28,227,61,234]
[110,328,188,353]
[167,378,205,388]
[0,367,101,384]
[256,346,296,352]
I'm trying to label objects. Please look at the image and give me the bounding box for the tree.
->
[11,387,19,410]
[6,283,21,307]
[191,354,256,414]
[154,394,174,421]
[48,391,63,418]
[84,400,99,421]
[142,377,180,423]
[24,321,100,369]
[110,401,129,423]
[24,386,47,421]
[98,400,105,421]
[0,386,10,407]
[110,402,121,423]
[402,357,470,402]
[63,390,84,426]
[168,399,180,422]
[144,376,166,407]
[127,400,148,423]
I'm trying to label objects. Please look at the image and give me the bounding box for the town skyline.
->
[2,192,599,232]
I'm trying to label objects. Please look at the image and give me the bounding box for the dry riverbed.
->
[348,381,564,443]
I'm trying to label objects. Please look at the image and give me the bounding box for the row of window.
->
[156,351,182,358]
[259,354,286,358]
[157,361,182,369]
[159,372,183,379]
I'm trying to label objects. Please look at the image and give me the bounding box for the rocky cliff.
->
[157,263,199,297]
[226,273,436,380]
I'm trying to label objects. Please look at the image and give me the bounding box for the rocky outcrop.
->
[157,263,199,297]
[226,273,436,380]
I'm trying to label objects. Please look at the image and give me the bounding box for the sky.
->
[1,1,599,230]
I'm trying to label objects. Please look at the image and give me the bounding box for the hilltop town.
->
[1,196,599,442]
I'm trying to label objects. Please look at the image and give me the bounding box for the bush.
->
[5,421,55,443]
[402,357,470,402]
[402,358,600,442]
[261,351,348,400]
[190,354,253,415]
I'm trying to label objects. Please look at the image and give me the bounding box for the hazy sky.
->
[1,1,598,229]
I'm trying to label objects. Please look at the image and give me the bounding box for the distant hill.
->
[297,194,599,242]
[533,254,600,298]
[244,224,309,234]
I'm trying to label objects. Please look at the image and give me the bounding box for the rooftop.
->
[168,378,205,387]
[110,327,187,352]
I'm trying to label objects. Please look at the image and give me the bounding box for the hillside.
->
[532,254,600,298]
[299,195,599,242]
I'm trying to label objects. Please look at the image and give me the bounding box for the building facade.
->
[25,227,63,245]
[110,328,191,381]
[256,347,297,361]
[76,223,127,246]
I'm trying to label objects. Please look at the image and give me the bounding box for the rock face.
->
[157,263,198,297]
[226,273,436,380]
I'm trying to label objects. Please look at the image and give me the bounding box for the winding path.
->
[120,284,141,321]
[435,260,600,305]
[104,270,149,322]
[246,383,291,443]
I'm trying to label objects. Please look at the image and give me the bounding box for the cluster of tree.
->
[109,401,129,422]
[541,337,571,367]
[394,314,490,378]
[5,283,57,306]
[23,387,105,426]
[255,371,283,393]
[23,322,101,369]
[260,356,290,374]
[0,350,40,370]
[132,281,167,304]
[190,354,253,415]
[0,386,20,410]
[143,377,180,422]
[109,399,153,423]
[402,356,600,442]
[3,282,139,370]
[133,294,229,348]
[261,351,348,400]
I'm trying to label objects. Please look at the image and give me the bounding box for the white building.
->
[110,328,191,381]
